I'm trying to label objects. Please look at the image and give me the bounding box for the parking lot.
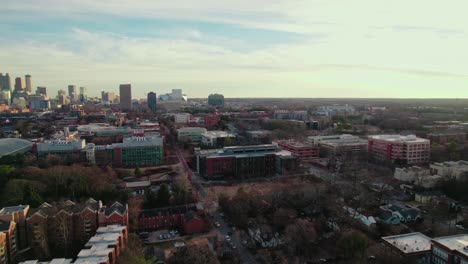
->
[139,230,180,244]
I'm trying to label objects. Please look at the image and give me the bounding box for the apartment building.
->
[22,199,128,259]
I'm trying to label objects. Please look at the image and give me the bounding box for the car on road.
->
[215,222,221,227]
[456,224,465,230]
[225,235,231,241]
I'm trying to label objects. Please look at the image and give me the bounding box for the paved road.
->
[168,128,257,263]
[213,212,257,264]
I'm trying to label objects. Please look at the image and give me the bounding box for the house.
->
[377,209,401,225]
[380,203,422,223]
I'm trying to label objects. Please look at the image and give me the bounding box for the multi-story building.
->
[89,135,164,167]
[394,166,442,188]
[0,205,29,250]
[317,135,368,157]
[0,221,18,264]
[382,233,468,264]
[119,84,132,111]
[196,144,296,179]
[315,105,356,116]
[427,131,466,145]
[159,89,187,102]
[19,225,128,264]
[147,92,157,112]
[0,232,6,264]
[79,87,87,103]
[177,127,207,142]
[68,85,77,102]
[14,78,23,91]
[273,110,308,121]
[101,91,115,104]
[201,131,236,147]
[431,234,468,264]
[1,73,12,91]
[430,161,468,180]
[139,204,206,235]
[0,90,11,105]
[24,199,128,259]
[36,139,86,157]
[203,114,220,129]
[25,75,32,94]
[274,140,319,160]
[368,135,430,165]
[246,130,271,145]
[77,124,132,138]
[74,225,128,264]
[382,232,432,264]
[208,94,224,108]
[36,86,47,96]
[171,113,191,124]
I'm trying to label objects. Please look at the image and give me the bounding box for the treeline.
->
[0,159,128,207]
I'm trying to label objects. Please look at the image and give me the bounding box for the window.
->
[432,247,448,260]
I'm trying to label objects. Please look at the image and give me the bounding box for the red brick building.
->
[139,204,206,235]
[24,199,128,259]
[368,135,430,165]
[0,205,29,250]
[203,114,220,129]
[0,233,6,264]
[274,140,320,160]
[431,234,468,264]
[0,220,18,264]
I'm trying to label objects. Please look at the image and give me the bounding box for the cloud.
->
[1,0,468,98]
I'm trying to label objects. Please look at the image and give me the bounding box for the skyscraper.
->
[79,87,87,102]
[147,92,157,112]
[68,85,77,102]
[36,86,47,96]
[3,73,11,91]
[0,73,3,90]
[14,77,23,91]
[25,74,32,93]
[58,89,66,96]
[208,93,225,108]
[119,84,132,111]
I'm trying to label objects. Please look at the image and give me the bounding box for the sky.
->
[1,0,468,99]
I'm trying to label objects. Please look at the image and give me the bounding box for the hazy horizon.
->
[1,0,468,99]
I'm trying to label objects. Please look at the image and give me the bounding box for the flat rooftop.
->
[382,232,432,254]
[369,134,429,143]
[433,234,468,257]
[202,130,235,138]
[275,140,316,148]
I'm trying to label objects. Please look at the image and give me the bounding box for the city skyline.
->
[1,1,468,98]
